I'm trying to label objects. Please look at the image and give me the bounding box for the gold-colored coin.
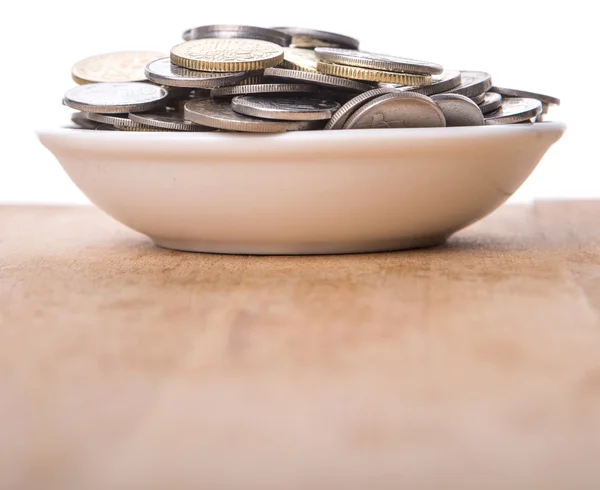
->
[280,47,318,73]
[316,61,432,86]
[71,51,165,84]
[170,38,284,72]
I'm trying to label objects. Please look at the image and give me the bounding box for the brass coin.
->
[170,38,284,73]
[316,61,432,86]
[280,48,319,73]
[72,51,165,84]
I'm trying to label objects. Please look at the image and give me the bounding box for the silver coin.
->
[478,92,503,114]
[315,48,443,75]
[211,83,318,98]
[184,99,323,132]
[430,94,484,127]
[447,71,492,99]
[63,82,169,113]
[485,97,543,125]
[383,70,462,96]
[264,67,373,92]
[490,86,560,106]
[86,112,144,129]
[271,27,359,49]
[145,58,256,88]
[129,112,215,131]
[70,111,99,129]
[344,92,446,130]
[325,87,400,130]
[231,95,340,121]
[183,24,291,47]
[470,92,486,105]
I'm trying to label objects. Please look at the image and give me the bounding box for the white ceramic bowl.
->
[38,123,565,254]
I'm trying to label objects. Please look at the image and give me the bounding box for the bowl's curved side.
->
[38,125,565,254]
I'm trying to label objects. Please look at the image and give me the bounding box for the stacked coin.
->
[64,24,560,133]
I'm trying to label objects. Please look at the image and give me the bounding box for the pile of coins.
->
[64,25,560,133]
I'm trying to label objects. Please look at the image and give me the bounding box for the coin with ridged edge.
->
[63,82,169,113]
[184,99,323,132]
[171,39,284,73]
[281,48,319,72]
[344,92,446,130]
[317,61,432,85]
[315,48,443,75]
[129,112,215,131]
[489,86,560,106]
[325,87,400,130]
[478,92,503,114]
[431,94,484,127]
[381,70,461,96]
[448,71,492,98]
[182,25,291,46]
[72,51,165,84]
[231,95,340,121]
[264,67,373,92]
[272,27,359,49]
[485,97,542,125]
[145,58,257,88]
[211,83,318,98]
[86,112,145,129]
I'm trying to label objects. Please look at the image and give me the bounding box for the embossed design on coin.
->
[490,86,560,106]
[431,94,484,127]
[182,24,291,46]
[315,48,443,75]
[231,95,340,121]
[485,97,542,125]
[63,82,169,113]
[448,71,492,98]
[325,87,400,130]
[344,92,446,129]
[145,58,255,88]
[184,99,322,132]
[211,83,318,98]
[129,112,215,131]
[317,61,432,85]
[281,48,319,72]
[478,92,503,114]
[171,39,284,72]
[264,67,373,92]
[72,51,165,84]
[272,27,360,49]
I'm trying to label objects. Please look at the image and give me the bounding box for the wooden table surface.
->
[1,202,600,490]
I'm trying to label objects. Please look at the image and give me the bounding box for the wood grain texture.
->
[1,202,600,490]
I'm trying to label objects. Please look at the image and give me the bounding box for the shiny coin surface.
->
[63,82,169,113]
[281,48,319,72]
[182,24,291,47]
[325,87,399,130]
[315,48,443,75]
[70,112,99,129]
[431,94,484,127]
[470,93,486,105]
[478,91,503,114]
[385,70,462,96]
[211,83,318,98]
[264,67,373,92]
[490,86,560,106]
[317,61,432,85]
[171,39,284,72]
[129,112,215,131]
[344,92,446,129]
[184,99,322,132]
[448,70,492,98]
[145,58,255,88]
[485,97,542,125]
[71,51,165,84]
[272,27,359,49]
[231,95,340,121]
[87,112,144,129]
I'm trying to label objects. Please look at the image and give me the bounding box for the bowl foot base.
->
[150,235,449,255]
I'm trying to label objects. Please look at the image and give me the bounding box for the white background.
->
[0,0,596,204]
